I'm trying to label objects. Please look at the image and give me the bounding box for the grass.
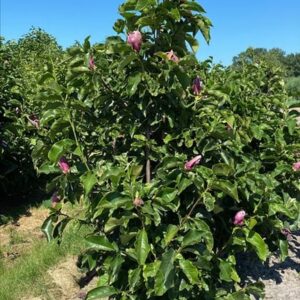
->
[0,222,91,300]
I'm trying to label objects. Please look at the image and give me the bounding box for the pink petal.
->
[58,157,70,174]
[292,162,300,171]
[184,155,202,171]
[233,210,246,226]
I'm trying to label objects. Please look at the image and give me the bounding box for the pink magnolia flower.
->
[88,56,96,71]
[184,155,202,171]
[127,31,142,52]
[233,210,246,226]
[166,50,179,63]
[29,114,40,129]
[58,157,70,174]
[133,197,144,207]
[192,76,203,95]
[51,192,61,207]
[281,228,292,240]
[292,162,300,171]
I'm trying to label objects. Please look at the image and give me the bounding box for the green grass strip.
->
[0,223,91,300]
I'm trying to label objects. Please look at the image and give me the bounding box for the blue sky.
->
[1,0,299,65]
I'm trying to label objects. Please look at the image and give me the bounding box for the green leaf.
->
[53,217,70,239]
[48,139,75,163]
[86,286,118,299]
[128,73,142,96]
[86,235,116,252]
[160,157,182,169]
[228,291,251,300]
[110,254,125,284]
[190,219,214,251]
[37,163,58,175]
[130,165,143,179]
[41,214,56,242]
[83,36,91,52]
[119,53,138,71]
[179,259,200,284]
[136,15,155,27]
[212,163,234,177]
[182,229,204,248]
[169,8,181,22]
[71,66,91,73]
[41,109,64,126]
[246,231,269,261]
[94,193,133,218]
[209,179,239,201]
[143,260,161,279]
[175,68,190,89]
[135,229,150,265]
[202,191,215,212]
[219,259,240,283]
[268,202,296,218]
[186,34,199,53]
[113,19,126,33]
[164,224,179,246]
[68,46,84,55]
[245,282,265,299]
[279,239,288,261]
[134,134,147,141]
[104,217,124,233]
[206,89,229,100]
[158,188,177,203]
[182,2,206,13]
[69,57,85,68]
[135,0,155,11]
[177,178,193,194]
[128,267,141,292]
[80,171,97,195]
[196,17,211,44]
[154,249,175,296]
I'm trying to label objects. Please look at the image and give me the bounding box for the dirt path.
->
[46,256,97,300]
[0,207,97,300]
[263,235,300,299]
[0,207,48,263]
[238,232,300,299]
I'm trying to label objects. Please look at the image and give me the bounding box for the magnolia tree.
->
[25,0,300,299]
[0,29,64,197]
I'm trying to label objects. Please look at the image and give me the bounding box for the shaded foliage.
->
[0,28,64,199]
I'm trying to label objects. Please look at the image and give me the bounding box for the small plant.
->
[9,229,26,245]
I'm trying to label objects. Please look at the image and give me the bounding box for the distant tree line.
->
[232,47,300,97]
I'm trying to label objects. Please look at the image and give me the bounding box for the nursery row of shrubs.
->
[1,0,300,299]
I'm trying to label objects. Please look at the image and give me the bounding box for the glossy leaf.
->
[135,229,150,265]
[246,231,269,261]
[86,235,116,252]
[209,179,239,201]
[86,286,118,299]
[179,258,200,284]
[154,249,175,296]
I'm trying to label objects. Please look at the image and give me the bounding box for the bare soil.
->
[46,256,98,300]
[19,256,97,300]
[0,207,48,263]
[237,232,300,300]
[0,207,97,300]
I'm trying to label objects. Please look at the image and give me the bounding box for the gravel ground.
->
[237,232,300,300]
